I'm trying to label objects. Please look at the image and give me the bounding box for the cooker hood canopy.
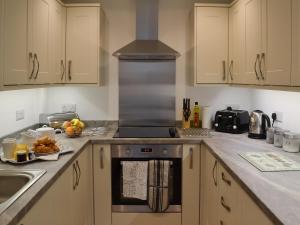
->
[113,0,180,60]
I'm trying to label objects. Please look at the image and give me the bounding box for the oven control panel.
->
[111,145,183,158]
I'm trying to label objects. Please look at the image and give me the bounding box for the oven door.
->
[111,145,182,213]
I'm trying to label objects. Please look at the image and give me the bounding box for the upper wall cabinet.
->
[192,5,229,84]
[66,7,100,84]
[230,0,292,86]
[292,0,300,86]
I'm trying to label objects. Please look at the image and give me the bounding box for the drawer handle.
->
[189,147,193,169]
[221,172,231,186]
[100,147,104,169]
[221,196,231,212]
[212,160,218,186]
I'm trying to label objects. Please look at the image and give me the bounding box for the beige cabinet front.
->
[66,7,100,84]
[18,145,92,225]
[93,144,112,225]
[292,0,300,86]
[2,0,31,85]
[200,144,274,225]
[194,6,229,84]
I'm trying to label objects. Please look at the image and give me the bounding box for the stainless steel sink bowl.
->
[0,169,46,215]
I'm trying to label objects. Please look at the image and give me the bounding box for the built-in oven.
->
[111,145,182,213]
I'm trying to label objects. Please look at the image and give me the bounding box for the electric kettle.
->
[248,110,271,139]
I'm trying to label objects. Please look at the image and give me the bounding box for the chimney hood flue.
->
[113,0,180,60]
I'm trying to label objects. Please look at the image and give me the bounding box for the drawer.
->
[218,164,241,225]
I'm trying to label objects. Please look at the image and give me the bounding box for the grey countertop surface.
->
[0,124,300,225]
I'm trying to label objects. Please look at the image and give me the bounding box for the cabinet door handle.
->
[220,221,224,225]
[259,53,265,80]
[61,60,65,81]
[34,53,40,80]
[76,160,81,186]
[189,147,193,169]
[212,160,217,186]
[221,196,231,212]
[221,172,231,186]
[254,54,260,80]
[229,60,234,81]
[68,60,72,80]
[73,163,78,190]
[100,147,104,169]
[222,60,226,81]
[29,52,35,80]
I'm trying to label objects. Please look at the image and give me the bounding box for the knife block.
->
[182,114,191,129]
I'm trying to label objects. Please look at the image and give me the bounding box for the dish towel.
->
[122,161,148,200]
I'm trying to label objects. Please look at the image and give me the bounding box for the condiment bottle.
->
[193,102,200,128]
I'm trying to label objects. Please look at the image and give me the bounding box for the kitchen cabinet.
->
[18,145,93,225]
[292,0,300,86]
[182,144,200,225]
[66,6,100,84]
[51,0,66,84]
[192,5,229,84]
[228,0,245,84]
[28,0,52,84]
[2,0,30,85]
[200,144,274,225]
[0,0,3,88]
[200,145,219,225]
[93,144,112,225]
[241,0,291,85]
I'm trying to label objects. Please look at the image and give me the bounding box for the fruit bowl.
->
[63,119,85,138]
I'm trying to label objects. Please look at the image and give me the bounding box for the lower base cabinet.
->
[200,144,274,225]
[18,145,93,225]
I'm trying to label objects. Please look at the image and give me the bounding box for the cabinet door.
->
[195,7,228,84]
[66,7,99,84]
[50,0,66,84]
[72,145,93,225]
[292,0,300,86]
[240,189,274,225]
[229,1,245,84]
[243,0,262,85]
[200,145,219,225]
[28,0,52,84]
[262,0,291,86]
[94,144,112,225]
[3,0,31,85]
[182,145,200,225]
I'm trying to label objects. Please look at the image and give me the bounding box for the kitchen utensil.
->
[283,132,300,153]
[266,127,275,144]
[248,110,271,139]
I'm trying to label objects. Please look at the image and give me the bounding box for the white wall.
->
[0,89,42,138]
[252,89,300,132]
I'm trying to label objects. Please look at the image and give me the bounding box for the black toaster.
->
[214,107,249,134]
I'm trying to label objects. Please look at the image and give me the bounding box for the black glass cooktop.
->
[113,127,179,138]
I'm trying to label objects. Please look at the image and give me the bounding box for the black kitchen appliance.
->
[214,107,250,134]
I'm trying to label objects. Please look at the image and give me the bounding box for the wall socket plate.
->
[274,111,283,122]
[16,110,25,121]
[62,104,76,113]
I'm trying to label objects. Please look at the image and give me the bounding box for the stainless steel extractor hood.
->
[113,0,180,60]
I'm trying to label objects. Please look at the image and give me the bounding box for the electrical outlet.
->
[62,104,76,113]
[16,110,25,121]
[274,111,283,122]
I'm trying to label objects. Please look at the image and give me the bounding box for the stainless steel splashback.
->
[119,60,176,127]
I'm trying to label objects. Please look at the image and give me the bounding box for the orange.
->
[65,127,74,136]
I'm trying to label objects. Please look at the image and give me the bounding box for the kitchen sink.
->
[0,169,46,215]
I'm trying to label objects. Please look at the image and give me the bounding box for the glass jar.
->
[274,128,288,148]
[283,132,300,153]
[266,127,275,144]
